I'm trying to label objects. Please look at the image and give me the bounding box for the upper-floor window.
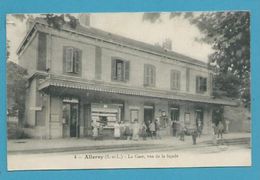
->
[144,64,156,87]
[196,76,207,93]
[171,70,181,90]
[63,47,82,74]
[111,58,130,82]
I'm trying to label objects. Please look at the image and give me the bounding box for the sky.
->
[6,12,213,63]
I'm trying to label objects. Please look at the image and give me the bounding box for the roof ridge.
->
[20,18,208,67]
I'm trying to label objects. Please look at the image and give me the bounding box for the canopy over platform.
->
[37,74,238,107]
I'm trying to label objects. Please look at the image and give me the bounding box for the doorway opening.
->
[195,108,204,134]
[144,106,154,127]
[170,107,180,136]
[62,102,79,138]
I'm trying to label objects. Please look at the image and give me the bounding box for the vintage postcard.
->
[6,12,251,170]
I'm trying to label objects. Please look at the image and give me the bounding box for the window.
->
[196,76,207,93]
[63,47,82,74]
[111,58,130,81]
[171,70,181,90]
[144,64,156,87]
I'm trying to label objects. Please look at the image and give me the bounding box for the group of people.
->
[113,119,161,141]
[213,121,225,137]
[91,118,162,141]
[92,117,226,146]
[171,120,200,145]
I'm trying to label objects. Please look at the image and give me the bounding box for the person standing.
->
[191,129,198,145]
[149,120,156,139]
[179,123,185,141]
[212,123,217,145]
[140,122,147,140]
[217,121,224,139]
[225,119,230,133]
[119,121,125,140]
[197,120,203,138]
[114,121,121,139]
[155,118,161,139]
[92,119,99,140]
[172,120,178,137]
[124,122,132,140]
[132,119,139,141]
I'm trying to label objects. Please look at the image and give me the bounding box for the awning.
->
[38,74,238,106]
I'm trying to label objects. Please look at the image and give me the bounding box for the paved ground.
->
[7,133,251,170]
[8,143,251,170]
[8,132,251,154]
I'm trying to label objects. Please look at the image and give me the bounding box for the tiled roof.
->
[19,18,208,67]
[74,24,207,67]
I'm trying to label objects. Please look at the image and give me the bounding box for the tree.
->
[7,14,79,124]
[7,61,27,125]
[143,12,250,108]
[11,14,78,30]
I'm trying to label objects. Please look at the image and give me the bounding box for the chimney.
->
[79,14,91,27]
[162,38,172,51]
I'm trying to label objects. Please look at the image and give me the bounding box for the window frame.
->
[170,70,181,90]
[144,64,156,87]
[196,76,208,93]
[63,46,82,76]
[111,57,130,82]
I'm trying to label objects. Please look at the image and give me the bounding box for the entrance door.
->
[170,108,179,121]
[144,108,154,127]
[170,108,180,136]
[70,104,78,137]
[62,103,79,138]
[195,108,204,132]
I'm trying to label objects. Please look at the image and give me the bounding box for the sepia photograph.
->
[6,12,251,170]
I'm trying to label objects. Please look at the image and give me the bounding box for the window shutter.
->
[64,47,73,73]
[37,32,47,71]
[176,71,180,90]
[74,49,81,74]
[196,76,200,92]
[203,78,207,92]
[95,46,102,79]
[111,59,117,80]
[209,73,213,95]
[124,61,130,81]
[171,70,180,90]
[186,68,190,92]
[170,70,174,89]
[144,64,149,86]
[151,66,156,86]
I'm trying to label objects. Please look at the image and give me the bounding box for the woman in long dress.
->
[92,120,99,140]
[132,119,139,141]
[114,121,121,139]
